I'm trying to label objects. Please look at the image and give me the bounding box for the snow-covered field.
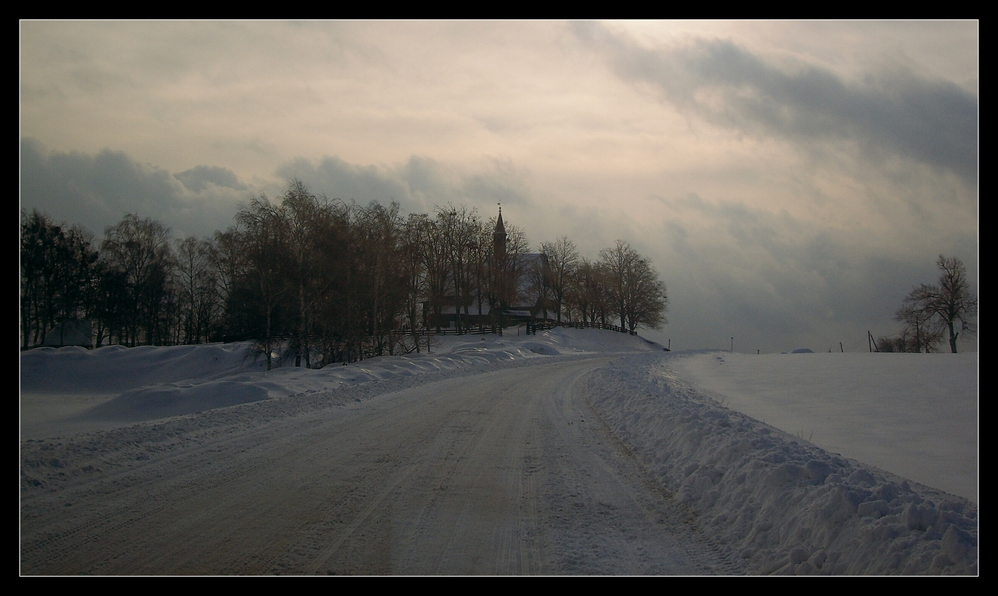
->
[20,328,978,574]
[673,351,978,503]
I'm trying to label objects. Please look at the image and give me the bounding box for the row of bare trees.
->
[21,180,669,366]
[21,210,219,350]
[20,211,98,349]
[877,255,977,353]
[532,238,669,334]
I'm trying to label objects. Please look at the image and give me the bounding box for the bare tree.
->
[400,213,430,351]
[541,237,579,323]
[279,180,349,367]
[436,205,482,333]
[211,227,249,341]
[423,217,450,333]
[235,195,290,370]
[901,255,977,353]
[566,257,610,326]
[176,236,219,344]
[599,240,668,333]
[895,296,944,353]
[626,258,669,333]
[526,253,554,321]
[20,211,98,348]
[354,201,407,357]
[100,214,175,346]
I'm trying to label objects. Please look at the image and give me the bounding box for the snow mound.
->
[586,352,978,575]
[21,328,654,427]
[534,327,665,353]
[87,380,273,421]
[521,341,561,355]
[20,341,266,394]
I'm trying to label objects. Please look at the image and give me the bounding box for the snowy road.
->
[20,356,735,575]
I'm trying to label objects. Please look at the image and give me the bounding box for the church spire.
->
[495,203,506,235]
[493,203,507,261]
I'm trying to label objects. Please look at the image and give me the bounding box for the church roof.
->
[494,206,506,236]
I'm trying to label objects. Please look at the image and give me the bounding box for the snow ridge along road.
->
[587,352,977,574]
[21,353,735,575]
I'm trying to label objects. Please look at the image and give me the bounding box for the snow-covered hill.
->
[20,328,977,574]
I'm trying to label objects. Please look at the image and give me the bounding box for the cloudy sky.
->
[20,20,978,353]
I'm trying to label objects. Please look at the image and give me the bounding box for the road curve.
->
[21,355,735,575]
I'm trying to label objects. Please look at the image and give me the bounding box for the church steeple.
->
[493,203,507,261]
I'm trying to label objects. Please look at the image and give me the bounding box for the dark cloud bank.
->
[20,139,536,242]
[573,23,978,188]
[20,138,243,240]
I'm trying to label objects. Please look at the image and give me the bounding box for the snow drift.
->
[585,352,978,574]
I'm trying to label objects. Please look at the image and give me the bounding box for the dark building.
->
[426,206,554,331]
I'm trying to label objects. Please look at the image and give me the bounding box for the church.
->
[425,206,556,332]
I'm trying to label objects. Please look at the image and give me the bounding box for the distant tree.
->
[26,197,683,361]
[89,259,128,348]
[175,235,219,344]
[526,252,554,321]
[20,211,98,348]
[100,214,175,346]
[278,179,348,367]
[599,240,668,333]
[399,213,430,351]
[436,205,483,334]
[423,216,451,334]
[900,255,977,353]
[235,195,290,370]
[894,296,944,353]
[354,201,407,357]
[212,227,253,342]
[541,237,579,323]
[468,219,494,332]
[875,335,899,353]
[568,257,611,326]
[876,324,944,354]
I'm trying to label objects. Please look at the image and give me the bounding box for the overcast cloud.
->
[572,22,978,187]
[19,20,977,353]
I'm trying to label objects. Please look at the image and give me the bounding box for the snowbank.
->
[585,352,978,574]
[20,327,661,430]
[674,351,978,502]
